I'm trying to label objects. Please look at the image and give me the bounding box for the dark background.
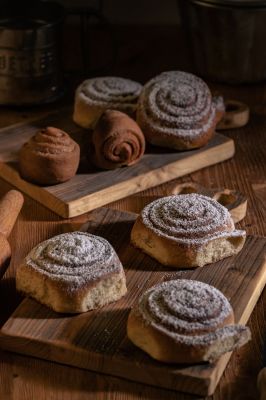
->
[55,0,186,85]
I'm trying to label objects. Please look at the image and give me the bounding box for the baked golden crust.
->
[127,280,251,364]
[127,307,234,363]
[131,194,246,268]
[16,232,127,313]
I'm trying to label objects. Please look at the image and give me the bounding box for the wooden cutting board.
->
[0,108,234,218]
[0,208,266,396]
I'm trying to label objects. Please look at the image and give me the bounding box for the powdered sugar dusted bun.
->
[131,194,246,268]
[73,76,142,129]
[137,71,222,150]
[127,279,251,363]
[16,232,127,313]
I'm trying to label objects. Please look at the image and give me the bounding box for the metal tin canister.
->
[0,1,64,105]
[178,0,266,83]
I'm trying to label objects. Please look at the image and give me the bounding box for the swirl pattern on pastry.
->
[19,127,80,185]
[137,71,219,149]
[141,193,243,246]
[140,280,231,337]
[25,232,122,287]
[79,77,142,111]
[91,110,145,169]
[25,127,78,156]
[73,76,143,129]
[130,279,251,361]
[17,232,127,313]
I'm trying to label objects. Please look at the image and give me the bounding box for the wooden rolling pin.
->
[0,190,24,279]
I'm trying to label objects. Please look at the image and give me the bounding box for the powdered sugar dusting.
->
[138,279,236,346]
[77,77,142,113]
[25,232,122,288]
[213,95,225,113]
[141,193,245,246]
[138,71,217,142]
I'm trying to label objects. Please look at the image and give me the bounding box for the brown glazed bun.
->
[127,279,251,364]
[137,71,224,150]
[16,232,127,313]
[19,127,80,185]
[73,77,142,129]
[131,194,246,268]
[90,110,145,170]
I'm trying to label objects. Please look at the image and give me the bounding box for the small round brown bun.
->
[73,76,142,129]
[16,232,127,313]
[127,279,251,364]
[131,193,246,268]
[90,110,145,170]
[19,126,80,185]
[137,71,224,150]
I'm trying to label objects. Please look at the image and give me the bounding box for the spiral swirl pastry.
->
[73,76,142,129]
[127,279,251,363]
[19,127,80,185]
[137,71,221,150]
[141,280,232,335]
[16,232,127,313]
[142,194,234,245]
[26,232,120,283]
[131,193,246,268]
[90,110,145,170]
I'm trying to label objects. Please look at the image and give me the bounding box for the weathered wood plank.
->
[0,109,234,217]
[0,208,265,396]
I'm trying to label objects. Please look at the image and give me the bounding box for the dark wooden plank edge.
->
[0,134,234,218]
[1,235,265,396]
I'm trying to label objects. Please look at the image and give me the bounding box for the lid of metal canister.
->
[0,1,64,105]
[189,0,266,7]
[0,1,64,48]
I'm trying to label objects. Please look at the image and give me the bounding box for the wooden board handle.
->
[217,99,250,130]
[0,190,24,238]
[166,183,247,223]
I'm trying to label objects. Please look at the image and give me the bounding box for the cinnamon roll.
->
[131,194,246,268]
[127,279,251,363]
[19,127,80,185]
[16,232,127,313]
[137,71,224,150]
[73,76,142,129]
[90,110,145,169]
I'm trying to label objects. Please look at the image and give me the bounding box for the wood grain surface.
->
[0,190,24,239]
[0,112,265,400]
[0,24,266,400]
[0,190,24,278]
[0,109,234,217]
[0,207,265,397]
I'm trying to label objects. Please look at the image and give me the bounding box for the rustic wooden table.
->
[0,80,265,400]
